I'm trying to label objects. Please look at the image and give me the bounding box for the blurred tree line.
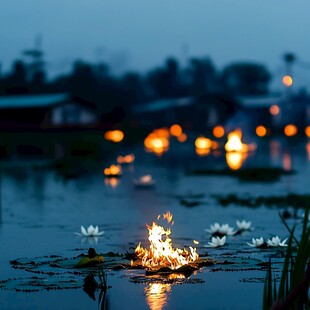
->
[0,55,272,115]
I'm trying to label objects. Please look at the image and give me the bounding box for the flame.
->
[104,164,122,177]
[135,212,199,270]
[213,125,225,138]
[282,75,293,87]
[256,125,267,137]
[195,136,212,149]
[305,126,310,138]
[104,130,124,143]
[169,124,182,137]
[284,124,298,137]
[144,129,170,155]
[225,130,248,152]
[117,154,135,164]
[270,105,280,116]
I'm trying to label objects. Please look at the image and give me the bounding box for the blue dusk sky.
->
[1,0,310,90]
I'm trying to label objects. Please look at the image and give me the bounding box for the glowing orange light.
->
[282,75,293,87]
[226,152,246,170]
[213,125,225,138]
[145,283,171,310]
[144,129,170,155]
[195,136,211,149]
[104,130,124,143]
[195,148,210,157]
[104,164,122,177]
[117,154,135,164]
[169,124,182,137]
[153,128,170,138]
[284,124,298,137]
[135,211,199,270]
[305,126,310,138]
[256,125,267,137]
[177,133,187,143]
[225,130,247,152]
[269,105,280,115]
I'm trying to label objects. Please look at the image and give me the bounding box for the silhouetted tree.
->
[221,62,271,95]
[145,57,187,99]
[69,60,96,99]
[2,60,28,94]
[188,57,217,96]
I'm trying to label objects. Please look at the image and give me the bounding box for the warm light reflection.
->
[213,125,225,138]
[282,75,293,87]
[177,133,187,143]
[169,124,182,137]
[284,124,298,137]
[104,130,124,143]
[104,177,119,188]
[103,164,122,177]
[269,105,280,116]
[270,140,280,160]
[305,126,310,138]
[282,152,291,171]
[306,142,310,161]
[145,283,171,310]
[195,147,210,157]
[134,175,155,187]
[135,211,199,270]
[226,152,246,170]
[256,125,267,137]
[117,154,135,164]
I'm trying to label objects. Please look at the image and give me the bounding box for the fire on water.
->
[135,211,199,270]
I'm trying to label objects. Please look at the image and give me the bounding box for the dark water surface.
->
[0,137,309,309]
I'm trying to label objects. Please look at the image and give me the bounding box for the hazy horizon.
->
[1,0,310,91]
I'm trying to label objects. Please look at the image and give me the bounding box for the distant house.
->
[132,93,237,131]
[0,93,99,130]
[226,94,285,133]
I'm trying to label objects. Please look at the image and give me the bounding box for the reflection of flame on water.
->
[270,140,280,160]
[145,283,171,310]
[307,142,310,161]
[283,152,291,171]
[135,211,199,270]
[145,274,185,310]
[104,177,119,188]
[226,152,247,170]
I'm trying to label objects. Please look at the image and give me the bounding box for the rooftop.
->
[0,93,69,109]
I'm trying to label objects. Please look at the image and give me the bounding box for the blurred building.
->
[0,93,99,130]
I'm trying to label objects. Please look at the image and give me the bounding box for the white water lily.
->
[247,237,264,248]
[205,223,235,236]
[267,236,288,247]
[236,220,252,231]
[206,236,226,247]
[75,225,104,237]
